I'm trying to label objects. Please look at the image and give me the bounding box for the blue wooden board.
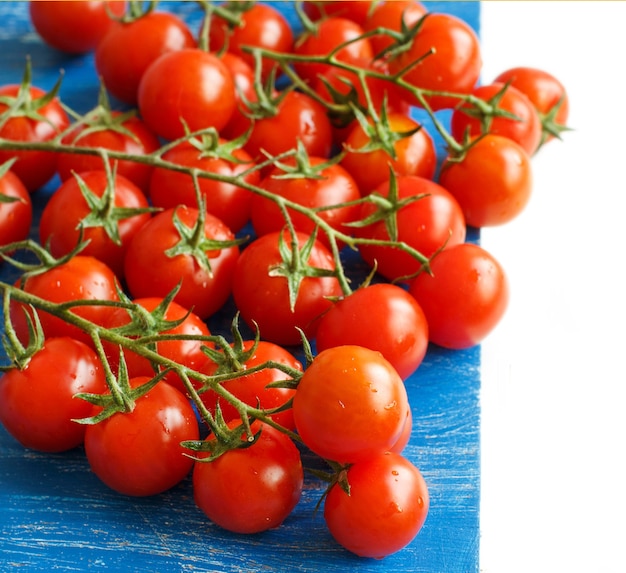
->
[0,2,481,572]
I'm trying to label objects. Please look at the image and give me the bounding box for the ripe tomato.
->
[95,9,196,104]
[356,175,466,281]
[340,113,436,195]
[292,345,409,464]
[0,84,70,192]
[0,337,107,453]
[200,340,302,431]
[324,451,429,558]
[363,0,428,55]
[56,112,161,194]
[387,12,482,111]
[101,296,211,396]
[9,255,120,348]
[303,0,373,27]
[493,66,570,145]
[193,422,303,534]
[231,230,342,346]
[250,156,361,248]
[123,205,240,320]
[451,82,542,156]
[138,48,236,142]
[84,377,200,496]
[293,17,374,85]
[149,138,259,233]
[409,243,509,349]
[205,2,294,81]
[438,134,533,228]
[39,170,152,279]
[0,166,32,248]
[315,283,429,380]
[29,0,126,54]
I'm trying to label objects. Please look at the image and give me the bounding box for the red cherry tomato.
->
[84,377,200,496]
[364,0,428,55]
[292,345,409,464]
[0,166,32,248]
[409,243,509,349]
[193,422,303,534]
[0,337,107,453]
[324,451,429,558]
[95,10,196,104]
[29,0,127,54]
[303,0,373,27]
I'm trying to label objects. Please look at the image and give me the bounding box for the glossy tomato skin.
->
[303,0,373,26]
[84,377,200,496]
[138,49,236,142]
[10,255,120,348]
[0,168,32,248]
[123,206,240,320]
[451,82,542,156]
[250,157,361,248]
[193,422,303,534]
[231,231,342,346]
[315,283,429,380]
[340,113,437,195]
[409,243,509,349]
[324,451,429,558]
[101,297,211,396]
[364,0,428,54]
[388,12,482,111]
[149,139,259,233]
[29,0,126,54]
[0,85,70,192]
[39,170,152,279]
[292,345,409,464]
[438,134,533,228]
[0,337,107,453]
[95,10,196,105]
[206,3,294,81]
[356,175,466,281]
[56,113,161,194]
[200,340,302,431]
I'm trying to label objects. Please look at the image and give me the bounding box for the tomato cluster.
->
[0,0,569,562]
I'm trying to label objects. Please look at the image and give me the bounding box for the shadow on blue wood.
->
[0,2,481,572]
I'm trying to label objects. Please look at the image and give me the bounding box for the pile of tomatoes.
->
[0,0,568,561]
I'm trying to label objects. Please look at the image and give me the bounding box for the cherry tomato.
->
[303,0,373,27]
[149,138,259,233]
[387,12,482,111]
[10,255,120,348]
[138,48,236,142]
[84,377,200,496]
[315,283,429,380]
[29,0,126,54]
[324,451,429,558]
[340,113,437,195]
[391,408,413,454]
[56,112,161,194]
[95,10,196,105]
[101,296,211,396]
[409,243,509,349]
[0,166,32,248]
[200,340,301,431]
[364,0,428,55]
[293,17,374,85]
[205,2,294,81]
[123,205,240,320]
[39,170,152,279]
[0,84,70,192]
[231,230,342,346]
[493,66,570,145]
[250,156,361,248]
[356,175,466,281]
[438,134,533,228]
[292,345,409,464]
[451,82,542,156]
[0,337,107,453]
[193,422,303,534]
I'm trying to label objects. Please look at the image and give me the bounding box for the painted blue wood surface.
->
[0,2,481,572]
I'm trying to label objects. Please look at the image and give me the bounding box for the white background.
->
[479,2,626,572]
